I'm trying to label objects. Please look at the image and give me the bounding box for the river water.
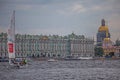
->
[0,59,120,80]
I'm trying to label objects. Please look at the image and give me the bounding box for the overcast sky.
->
[0,0,120,42]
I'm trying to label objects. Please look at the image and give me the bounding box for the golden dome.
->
[41,36,49,40]
[103,38,111,42]
[98,26,109,32]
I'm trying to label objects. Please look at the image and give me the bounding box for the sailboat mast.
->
[13,10,15,41]
[8,10,16,63]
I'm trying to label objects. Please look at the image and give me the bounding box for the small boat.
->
[48,59,57,62]
[77,57,93,60]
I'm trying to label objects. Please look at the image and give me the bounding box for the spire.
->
[101,19,105,26]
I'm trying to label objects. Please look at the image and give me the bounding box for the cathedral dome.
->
[103,37,112,47]
[98,26,109,32]
[103,37,111,42]
[41,36,49,40]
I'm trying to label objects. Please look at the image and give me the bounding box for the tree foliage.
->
[94,47,104,57]
[115,39,120,46]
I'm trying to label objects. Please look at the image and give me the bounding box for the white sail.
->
[7,10,15,60]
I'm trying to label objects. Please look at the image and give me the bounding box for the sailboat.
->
[7,10,16,65]
[7,11,27,68]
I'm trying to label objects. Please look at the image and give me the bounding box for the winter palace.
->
[0,32,94,58]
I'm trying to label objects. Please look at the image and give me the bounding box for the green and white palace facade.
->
[0,32,94,58]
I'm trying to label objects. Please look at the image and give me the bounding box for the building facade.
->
[115,46,120,57]
[0,32,94,58]
[102,38,116,56]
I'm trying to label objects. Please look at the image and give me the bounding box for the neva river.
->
[0,59,120,80]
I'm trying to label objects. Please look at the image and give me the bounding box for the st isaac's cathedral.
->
[97,19,110,46]
[96,19,120,57]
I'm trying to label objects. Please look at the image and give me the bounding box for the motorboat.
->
[48,59,57,62]
[77,57,93,60]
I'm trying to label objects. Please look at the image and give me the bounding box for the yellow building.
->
[101,21,116,56]
[103,46,116,56]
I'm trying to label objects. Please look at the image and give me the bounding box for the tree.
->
[115,39,120,46]
[109,52,114,57]
[94,47,104,57]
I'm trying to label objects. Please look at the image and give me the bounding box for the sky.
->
[0,0,120,42]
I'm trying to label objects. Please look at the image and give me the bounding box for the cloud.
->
[71,4,86,13]
[57,3,86,15]
[91,6,103,11]
[15,3,48,11]
[91,0,120,12]
[56,0,120,16]
[0,0,120,42]
[16,4,32,10]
